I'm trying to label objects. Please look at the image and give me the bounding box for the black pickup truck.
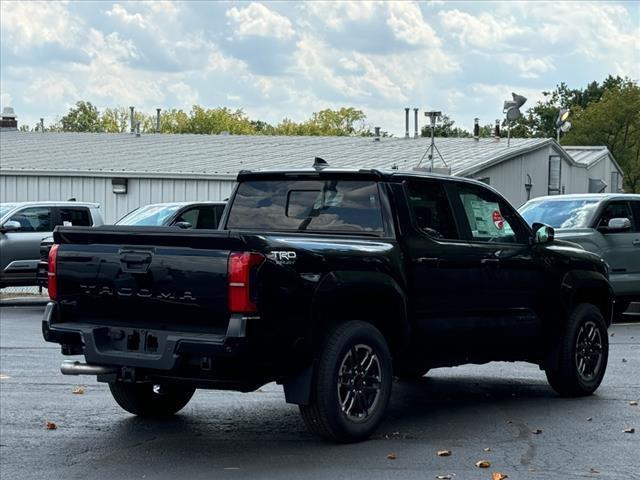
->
[43,164,613,442]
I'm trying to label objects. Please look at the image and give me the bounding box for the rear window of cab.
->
[226,180,384,235]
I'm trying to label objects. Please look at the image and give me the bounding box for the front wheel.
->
[109,382,195,417]
[545,303,608,397]
[299,321,393,443]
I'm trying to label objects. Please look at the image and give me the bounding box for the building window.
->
[611,171,621,193]
[548,156,562,195]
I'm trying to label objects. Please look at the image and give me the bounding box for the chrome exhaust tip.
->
[60,361,118,376]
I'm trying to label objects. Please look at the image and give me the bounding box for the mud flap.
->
[282,363,315,405]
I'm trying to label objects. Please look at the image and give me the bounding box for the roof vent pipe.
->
[135,121,141,137]
[156,108,161,133]
[40,118,44,133]
[374,126,381,141]
[413,108,419,138]
[473,118,480,140]
[494,119,501,139]
[129,106,135,133]
[404,107,410,138]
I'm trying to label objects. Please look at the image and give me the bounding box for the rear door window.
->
[8,207,54,232]
[59,207,92,226]
[227,180,384,235]
[405,180,458,239]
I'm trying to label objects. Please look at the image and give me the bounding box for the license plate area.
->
[93,326,162,355]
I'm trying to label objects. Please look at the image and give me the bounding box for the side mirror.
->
[532,222,555,244]
[173,221,193,229]
[0,220,21,233]
[602,217,631,233]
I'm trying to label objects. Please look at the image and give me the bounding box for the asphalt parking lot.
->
[0,306,638,480]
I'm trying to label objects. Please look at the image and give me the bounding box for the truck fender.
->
[311,271,410,351]
[560,270,614,324]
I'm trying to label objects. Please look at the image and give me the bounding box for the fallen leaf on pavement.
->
[72,387,85,395]
[587,417,593,421]
[387,453,397,460]
[629,401,638,406]
[590,468,600,474]
[484,447,491,452]
[532,429,542,434]
[46,421,57,430]
[622,358,627,363]
[475,460,491,468]
[492,473,508,480]
[506,420,513,424]
[623,428,635,433]
[436,475,453,479]
[437,450,452,457]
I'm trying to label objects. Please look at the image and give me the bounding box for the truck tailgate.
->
[53,226,246,333]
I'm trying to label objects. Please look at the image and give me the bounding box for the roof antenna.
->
[313,157,329,170]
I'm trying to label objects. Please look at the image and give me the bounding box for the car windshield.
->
[116,204,182,226]
[519,199,600,229]
[0,204,18,219]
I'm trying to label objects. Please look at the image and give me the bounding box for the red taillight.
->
[48,244,59,301]
[228,252,264,314]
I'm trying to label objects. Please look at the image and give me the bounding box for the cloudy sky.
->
[1,1,638,135]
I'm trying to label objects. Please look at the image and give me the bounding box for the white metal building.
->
[0,131,624,223]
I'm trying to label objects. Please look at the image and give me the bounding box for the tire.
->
[109,382,195,417]
[545,303,608,397]
[299,321,393,443]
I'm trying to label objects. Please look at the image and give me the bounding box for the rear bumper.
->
[42,302,250,371]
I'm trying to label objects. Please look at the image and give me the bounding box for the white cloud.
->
[105,3,148,28]
[387,2,440,47]
[439,9,530,48]
[305,1,376,30]
[522,2,639,78]
[226,3,295,40]
[503,54,555,79]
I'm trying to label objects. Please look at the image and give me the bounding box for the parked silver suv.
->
[0,201,103,287]
[519,193,640,318]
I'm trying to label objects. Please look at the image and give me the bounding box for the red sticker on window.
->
[492,210,504,230]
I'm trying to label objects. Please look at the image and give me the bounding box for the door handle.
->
[414,257,440,266]
[633,239,640,246]
[480,258,500,266]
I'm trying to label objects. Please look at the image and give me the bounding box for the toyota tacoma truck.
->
[43,162,613,442]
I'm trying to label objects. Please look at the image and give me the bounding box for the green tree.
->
[511,75,628,139]
[101,107,130,133]
[420,115,472,138]
[562,79,640,192]
[60,101,101,132]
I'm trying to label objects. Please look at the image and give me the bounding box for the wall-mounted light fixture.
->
[112,178,128,194]
[525,173,533,201]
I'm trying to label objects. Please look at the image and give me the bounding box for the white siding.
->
[0,175,236,224]
[470,145,617,206]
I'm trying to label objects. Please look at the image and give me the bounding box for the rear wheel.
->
[299,321,392,443]
[109,382,195,417]
[545,303,608,397]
